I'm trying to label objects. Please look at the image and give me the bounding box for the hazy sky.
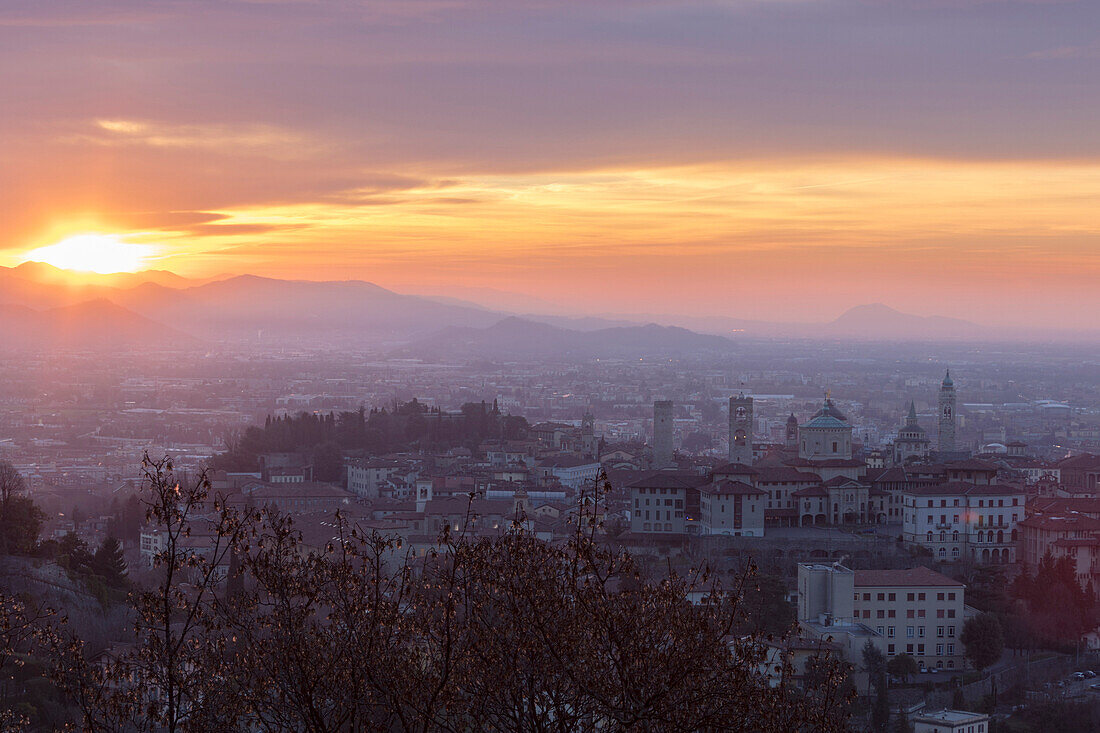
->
[2,0,1099,327]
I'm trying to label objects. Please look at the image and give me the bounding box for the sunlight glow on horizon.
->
[22,234,156,274]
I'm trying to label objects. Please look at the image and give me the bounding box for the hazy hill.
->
[600,304,992,341]
[7,261,197,289]
[820,304,988,340]
[394,316,737,361]
[0,299,194,351]
[2,264,1085,348]
[107,275,504,344]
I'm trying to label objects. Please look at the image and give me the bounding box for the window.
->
[906,626,914,638]
[948,609,956,618]
[643,523,651,531]
[918,626,925,637]
[888,593,896,602]
[937,609,945,618]
[937,593,944,601]
[937,626,944,637]
[918,593,926,601]
[917,644,925,656]
[877,610,885,619]
[888,610,896,618]
[907,593,915,602]
[888,644,895,654]
[877,626,884,635]
[877,593,885,601]
[948,626,955,637]
[906,644,913,654]
[907,609,915,619]
[947,643,955,655]
[936,644,944,656]
[948,592,956,601]
[918,610,926,618]
[888,626,895,638]
[863,593,871,601]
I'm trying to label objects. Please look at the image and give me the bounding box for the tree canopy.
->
[960,612,1005,672]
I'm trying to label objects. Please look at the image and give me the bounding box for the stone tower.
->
[785,413,799,448]
[581,409,599,460]
[653,400,674,469]
[728,392,754,465]
[938,370,957,453]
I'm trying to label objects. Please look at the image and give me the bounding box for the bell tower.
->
[938,370,957,453]
[728,392,754,465]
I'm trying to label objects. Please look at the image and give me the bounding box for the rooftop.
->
[854,566,963,588]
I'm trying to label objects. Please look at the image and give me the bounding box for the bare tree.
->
[0,460,26,504]
[45,466,852,732]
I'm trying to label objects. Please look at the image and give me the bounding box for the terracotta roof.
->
[822,476,865,488]
[626,471,710,490]
[755,466,819,483]
[792,485,828,497]
[1057,454,1100,469]
[869,467,909,483]
[907,481,1023,497]
[1018,514,1100,532]
[944,459,999,471]
[702,480,766,497]
[711,462,759,475]
[854,567,963,588]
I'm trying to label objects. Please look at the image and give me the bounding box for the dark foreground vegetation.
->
[1,456,851,731]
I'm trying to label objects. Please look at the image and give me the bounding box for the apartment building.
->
[902,482,1025,564]
[852,567,966,671]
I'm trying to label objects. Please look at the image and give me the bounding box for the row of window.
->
[635,497,684,508]
[635,510,683,520]
[858,608,957,620]
[885,642,956,659]
[879,625,957,638]
[642,523,674,532]
[924,530,1017,543]
[856,591,957,602]
[913,497,1020,508]
[921,513,1018,526]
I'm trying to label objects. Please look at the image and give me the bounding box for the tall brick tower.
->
[938,370,957,453]
[728,392,754,465]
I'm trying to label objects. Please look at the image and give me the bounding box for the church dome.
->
[942,370,953,387]
[803,398,849,429]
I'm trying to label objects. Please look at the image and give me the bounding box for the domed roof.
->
[942,369,953,387]
[802,397,849,429]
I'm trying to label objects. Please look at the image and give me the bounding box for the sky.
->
[2,0,1099,328]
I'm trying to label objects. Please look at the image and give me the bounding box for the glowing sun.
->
[23,234,154,274]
